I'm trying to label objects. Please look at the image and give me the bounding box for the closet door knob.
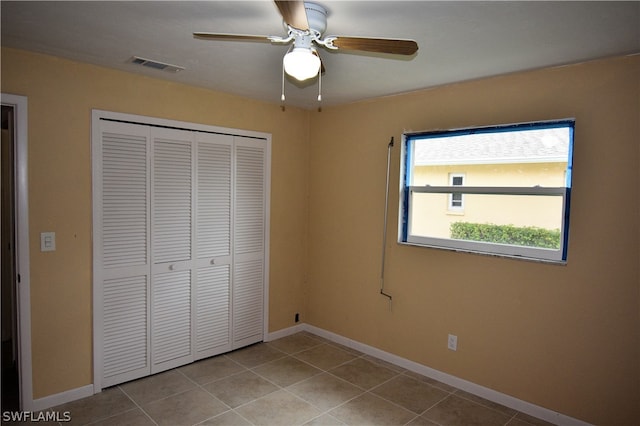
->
[210,259,216,265]
[169,264,175,271]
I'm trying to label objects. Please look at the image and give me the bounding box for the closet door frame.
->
[92,110,271,393]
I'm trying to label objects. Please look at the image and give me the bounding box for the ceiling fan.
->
[194,0,418,107]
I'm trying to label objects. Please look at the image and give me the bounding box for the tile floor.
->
[36,332,554,426]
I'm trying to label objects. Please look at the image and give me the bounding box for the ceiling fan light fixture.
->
[283,48,321,81]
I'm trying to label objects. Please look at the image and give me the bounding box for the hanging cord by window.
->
[317,67,322,112]
[380,137,394,309]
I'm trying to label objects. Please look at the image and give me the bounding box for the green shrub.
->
[450,222,561,249]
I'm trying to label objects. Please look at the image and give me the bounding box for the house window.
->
[400,119,574,263]
[448,174,465,211]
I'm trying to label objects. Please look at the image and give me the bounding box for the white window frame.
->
[448,173,465,211]
[399,119,574,264]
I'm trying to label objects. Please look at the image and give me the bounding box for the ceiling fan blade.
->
[274,0,309,31]
[193,32,271,43]
[330,36,418,56]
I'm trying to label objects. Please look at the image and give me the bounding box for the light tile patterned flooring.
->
[39,332,553,426]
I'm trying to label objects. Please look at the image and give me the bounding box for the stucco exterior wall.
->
[412,162,566,238]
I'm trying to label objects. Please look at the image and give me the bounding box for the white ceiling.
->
[2,1,639,110]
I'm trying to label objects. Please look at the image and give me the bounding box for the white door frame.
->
[1,93,33,410]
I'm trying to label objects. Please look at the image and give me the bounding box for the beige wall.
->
[412,163,566,238]
[1,47,310,399]
[2,46,639,424]
[307,55,639,424]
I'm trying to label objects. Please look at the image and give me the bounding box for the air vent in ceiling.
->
[129,56,184,73]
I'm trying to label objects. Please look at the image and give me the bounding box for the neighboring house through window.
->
[400,119,574,263]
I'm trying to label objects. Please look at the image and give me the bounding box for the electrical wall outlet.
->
[447,334,458,351]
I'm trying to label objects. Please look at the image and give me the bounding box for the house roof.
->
[413,126,570,166]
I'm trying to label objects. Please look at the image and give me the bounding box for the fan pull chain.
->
[317,69,322,112]
[280,60,286,111]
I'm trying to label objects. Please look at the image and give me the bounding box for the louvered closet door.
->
[194,132,234,359]
[233,137,267,348]
[150,128,195,373]
[97,120,151,387]
[94,113,270,390]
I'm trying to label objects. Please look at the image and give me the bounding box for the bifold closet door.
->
[96,121,151,388]
[95,115,268,389]
[150,128,194,373]
[232,137,267,349]
[194,132,234,359]
[151,130,236,370]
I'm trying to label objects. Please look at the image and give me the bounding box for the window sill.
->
[397,240,567,265]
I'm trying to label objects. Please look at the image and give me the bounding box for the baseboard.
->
[30,326,299,411]
[265,323,305,341]
[31,384,94,412]
[29,323,591,425]
[302,324,592,426]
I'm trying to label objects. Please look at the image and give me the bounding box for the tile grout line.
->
[65,387,157,426]
[174,363,261,426]
[246,354,324,387]
[415,392,455,424]
[227,338,362,425]
[291,352,375,426]
[368,374,453,417]
[228,349,290,370]
[214,356,324,426]
[452,388,519,419]
[77,334,553,426]
[116,385,159,426]
[295,352,410,425]
[361,390,419,421]
[116,368,219,426]
[278,385,333,424]
[399,369,458,394]
[288,339,462,426]
[194,404,257,426]
[153,366,270,426]
[504,412,520,425]
[310,353,418,423]
[265,339,326,355]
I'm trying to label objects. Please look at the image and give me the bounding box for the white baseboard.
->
[302,324,591,426]
[31,384,94,412]
[29,323,591,426]
[31,326,300,411]
[265,323,305,341]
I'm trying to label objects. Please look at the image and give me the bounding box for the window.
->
[399,119,574,263]
[448,174,465,211]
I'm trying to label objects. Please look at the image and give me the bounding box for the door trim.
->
[1,93,32,410]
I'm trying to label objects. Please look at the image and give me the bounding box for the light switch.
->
[40,232,56,252]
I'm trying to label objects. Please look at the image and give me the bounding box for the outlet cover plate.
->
[40,232,56,252]
[448,334,458,351]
